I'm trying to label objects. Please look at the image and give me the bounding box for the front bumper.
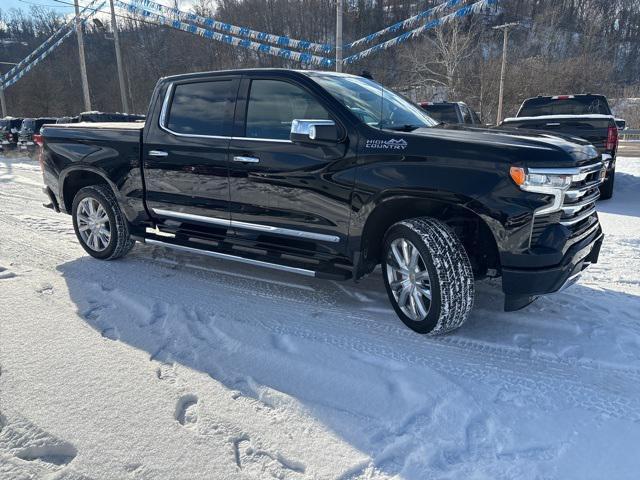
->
[502,228,604,311]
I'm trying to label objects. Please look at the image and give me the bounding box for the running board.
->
[145,238,322,278]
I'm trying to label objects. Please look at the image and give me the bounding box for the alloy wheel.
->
[385,237,432,321]
[76,197,111,252]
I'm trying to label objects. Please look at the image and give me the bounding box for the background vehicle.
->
[1,117,24,150]
[56,116,79,124]
[78,111,145,123]
[418,101,482,125]
[18,117,57,152]
[501,94,618,199]
[40,69,605,335]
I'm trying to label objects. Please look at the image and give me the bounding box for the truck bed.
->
[501,114,614,152]
[50,122,145,130]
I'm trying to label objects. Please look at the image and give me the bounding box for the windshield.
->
[421,104,460,123]
[518,96,612,117]
[309,73,438,131]
[21,119,35,132]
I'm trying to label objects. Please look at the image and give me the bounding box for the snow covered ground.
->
[1,153,639,480]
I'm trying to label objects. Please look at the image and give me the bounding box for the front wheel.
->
[599,167,615,200]
[72,184,135,260]
[382,218,474,335]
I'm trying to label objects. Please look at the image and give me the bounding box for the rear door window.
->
[245,79,330,140]
[166,80,237,137]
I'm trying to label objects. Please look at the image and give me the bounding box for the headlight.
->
[510,167,572,190]
[510,166,573,215]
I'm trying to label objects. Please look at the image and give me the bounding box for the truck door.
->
[143,76,240,236]
[227,76,354,257]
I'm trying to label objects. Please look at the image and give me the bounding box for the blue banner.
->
[115,1,334,67]
[1,0,102,85]
[344,0,498,64]
[125,0,334,54]
[346,0,468,50]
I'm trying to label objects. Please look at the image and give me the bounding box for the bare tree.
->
[402,20,479,100]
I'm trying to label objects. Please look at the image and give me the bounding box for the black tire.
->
[599,167,615,200]
[382,217,474,335]
[71,184,135,260]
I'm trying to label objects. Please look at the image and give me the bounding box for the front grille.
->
[560,162,602,233]
[530,160,603,246]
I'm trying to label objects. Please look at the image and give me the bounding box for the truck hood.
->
[407,124,599,163]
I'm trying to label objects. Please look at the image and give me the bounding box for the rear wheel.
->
[72,184,135,260]
[382,217,474,335]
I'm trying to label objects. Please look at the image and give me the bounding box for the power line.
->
[17,0,74,7]
[50,0,170,27]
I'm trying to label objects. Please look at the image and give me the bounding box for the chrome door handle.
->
[233,156,260,163]
[149,150,168,157]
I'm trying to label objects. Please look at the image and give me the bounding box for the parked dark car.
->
[501,94,618,199]
[78,111,145,123]
[418,101,482,125]
[40,69,605,334]
[18,117,57,152]
[1,117,24,151]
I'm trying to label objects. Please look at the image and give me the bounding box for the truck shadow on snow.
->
[596,171,640,218]
[56,244,640,476]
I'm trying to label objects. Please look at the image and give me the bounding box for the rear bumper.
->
[502,228,604,311]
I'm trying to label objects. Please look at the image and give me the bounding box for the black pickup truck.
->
[40,69,606,335]
[501,94,618,199]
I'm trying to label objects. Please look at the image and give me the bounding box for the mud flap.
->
[504,294,539,312]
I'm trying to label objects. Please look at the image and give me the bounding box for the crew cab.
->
[418,101,482,125]
[40,69,605,335]
[501,94,618,199]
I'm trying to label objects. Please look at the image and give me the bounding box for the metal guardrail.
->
[620,129,640,141]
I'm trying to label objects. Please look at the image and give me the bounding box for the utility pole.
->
[74,0,92,111]
[335,0,343,72]
[109,0,129,112]
[0,86,7,117]
[493,22,518,125]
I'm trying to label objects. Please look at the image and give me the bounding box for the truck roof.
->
[160,68,360,83]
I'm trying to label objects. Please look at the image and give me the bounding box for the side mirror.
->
[615,118,626,131]
[290,119,339,144]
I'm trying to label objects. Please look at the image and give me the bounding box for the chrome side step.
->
[145,238,317,277]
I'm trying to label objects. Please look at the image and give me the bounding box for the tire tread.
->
[397,217,474,335]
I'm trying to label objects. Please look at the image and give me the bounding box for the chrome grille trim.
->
[529,158,604,246]
[560,205,597,226]
[561,189,601,214]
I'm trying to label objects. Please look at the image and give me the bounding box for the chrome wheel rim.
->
[386,238,432,322]
[77,197,111,252]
